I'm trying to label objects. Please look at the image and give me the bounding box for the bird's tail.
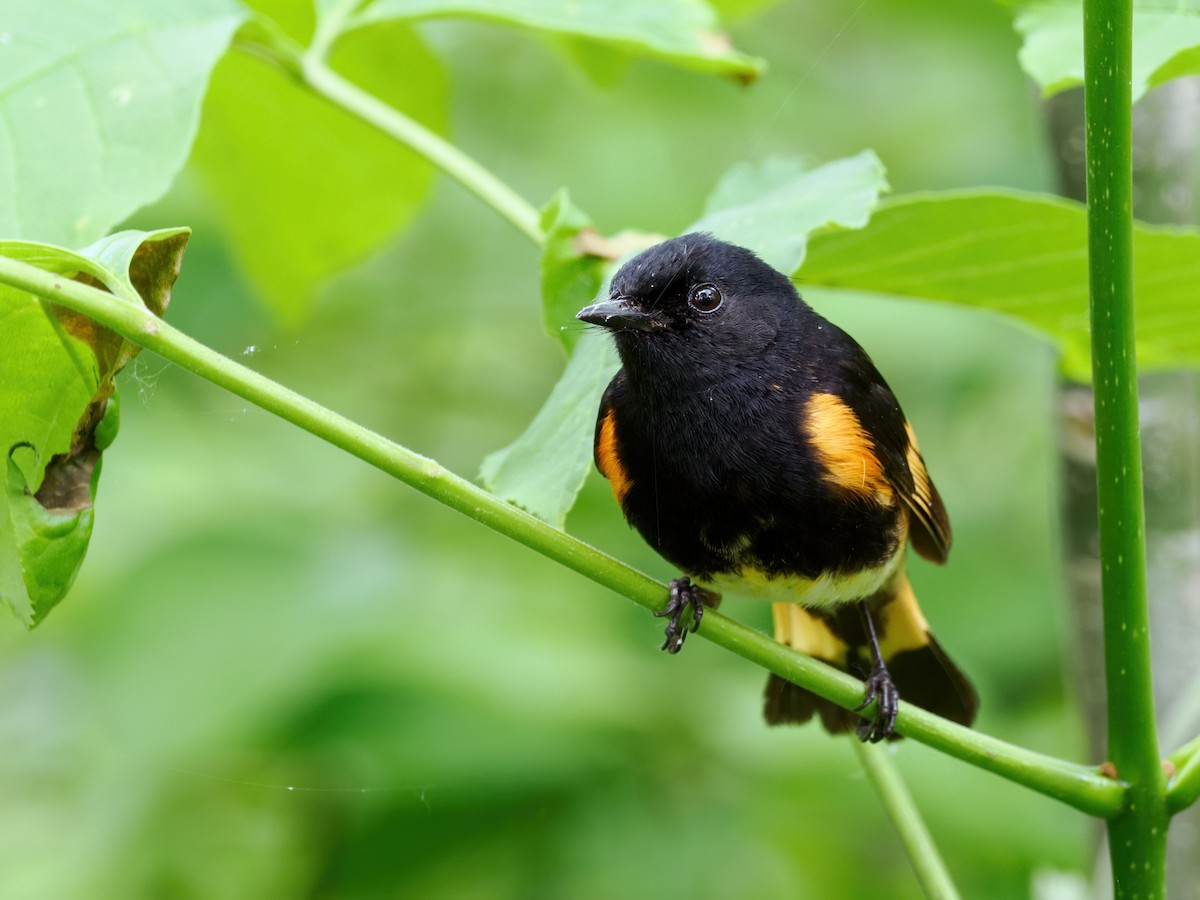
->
[763,573,978,735]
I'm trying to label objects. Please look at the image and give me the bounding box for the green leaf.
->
[7,437,98,626]
[0,230,188,625]
[539,191,610,353]
[1013,0,1200,101]
[486,152,889,526]
[480,331,619,528]
[190,20,446,325]
[707,0,787,19]
[354,0,764,81]
[546,37,636,89]
[801,190,1200,378]
[692,150,889,274]
[0,0,245,246]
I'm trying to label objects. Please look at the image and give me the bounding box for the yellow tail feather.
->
[764,572,978,733]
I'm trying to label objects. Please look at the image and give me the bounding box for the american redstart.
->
[577,234,978,742]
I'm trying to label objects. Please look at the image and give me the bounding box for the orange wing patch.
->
[902,422,952,563]
[596,410,634,505]
[805,393,893,503]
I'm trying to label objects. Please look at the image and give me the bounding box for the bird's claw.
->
[854,663,900,743]
[656,577,706,654]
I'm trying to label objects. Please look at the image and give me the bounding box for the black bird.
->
[577,233,977,741]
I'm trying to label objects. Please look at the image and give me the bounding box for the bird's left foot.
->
[854,662,900,742]
[656,577,712,654]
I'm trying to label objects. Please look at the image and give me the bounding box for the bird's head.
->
[577,234,800,379]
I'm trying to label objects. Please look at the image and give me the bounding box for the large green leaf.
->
[480,331,619,529]
[0,0,244,246]
[355,0,763,80]
[1012,0,1200,101]
[801,190,1200,378]
[0,230,188,625]
[190,19,446,325]
[693,150,888,275]
[480,193,661,521]
[483,153,889,526]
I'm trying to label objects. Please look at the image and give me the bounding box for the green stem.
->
[309,0,361,61]
[0,255,1127,820]
[234,14,546,247]
[1167,734,1200,815]
[233,15,306,81]
[1084,0,1168,893]
[300,56,544,246]
[1168,733,1200,772]
[234,10,544,245]
[852,741,960,899]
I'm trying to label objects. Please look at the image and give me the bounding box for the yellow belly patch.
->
[703,544,904,608]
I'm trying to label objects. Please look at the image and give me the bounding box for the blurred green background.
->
[0,0,1089,897]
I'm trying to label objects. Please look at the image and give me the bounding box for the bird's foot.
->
[854,662,900,742]
[655,577,709,654]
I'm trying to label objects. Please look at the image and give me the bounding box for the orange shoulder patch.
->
[596,410,634,505]
[804,393,892,502]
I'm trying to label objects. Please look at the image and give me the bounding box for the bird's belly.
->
[701,544,904,608]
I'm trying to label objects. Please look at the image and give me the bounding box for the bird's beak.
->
[576,297,660,331]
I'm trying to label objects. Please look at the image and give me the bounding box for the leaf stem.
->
[1168,733,1200,772]
[234,11,545,245]
[1083,0,1168,892]
[1166,734,1200,815]
[0,255,1126,820]
[300,56,544,246]
[851,740,960,899]
[235,14,549,247]
[309,0,362,60]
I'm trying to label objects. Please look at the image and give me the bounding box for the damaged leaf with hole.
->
[0,229,188,625]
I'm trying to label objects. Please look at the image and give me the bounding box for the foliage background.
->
[0,0,1089,896]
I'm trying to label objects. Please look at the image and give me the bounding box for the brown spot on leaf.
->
[1099,761,1119,779]
[35,447,100,513]
[51,231,188,381]
[695,31,761,86]
[28,233,189,518]
[33,396,109,514]
[130,232,187,318]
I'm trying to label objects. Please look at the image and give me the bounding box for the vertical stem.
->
[852,741,960,900]
[1084,0,1169,894]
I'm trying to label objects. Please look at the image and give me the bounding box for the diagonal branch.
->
[0,254,1126,820]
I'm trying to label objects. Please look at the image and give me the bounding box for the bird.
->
[576,233,978,741]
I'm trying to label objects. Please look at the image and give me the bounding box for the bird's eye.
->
[688,283,723,313]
